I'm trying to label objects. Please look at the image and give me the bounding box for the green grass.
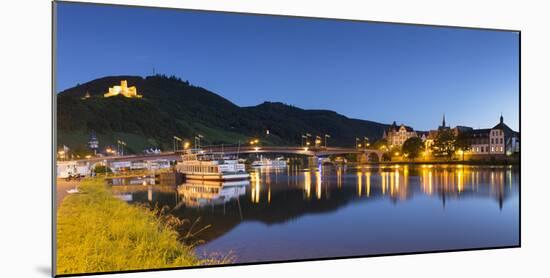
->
[56,178,228,275]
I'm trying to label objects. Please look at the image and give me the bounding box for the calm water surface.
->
[110,164,519,263]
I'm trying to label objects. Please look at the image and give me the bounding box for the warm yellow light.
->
[104,80,142,98]
[58,150,65,155]
[358,144,362,148]
[250,140,255,145]
[183,142,190,149]
[306,142,310,146]
[85,155,91,159]
[395,152,400,156]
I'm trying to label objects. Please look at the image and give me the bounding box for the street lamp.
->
[315,135,321,147]
[173,136,182,152]
[324,134,330,148]
[195,134,203,149]
[117,140,126,156]
[250,139,260,146]
[301,134,307,147]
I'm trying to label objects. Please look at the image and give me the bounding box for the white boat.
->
[66,187,80,194]
[176,150,249,181]
[251,156,287,168]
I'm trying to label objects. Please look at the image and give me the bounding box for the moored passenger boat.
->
[176,150,249,181]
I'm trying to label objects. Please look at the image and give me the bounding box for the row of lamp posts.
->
[301,133,331,148]
[173,134,201,152]
[356,137,370,149]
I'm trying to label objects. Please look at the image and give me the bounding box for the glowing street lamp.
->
[301,134,307,147]
[250,139,260,146]
[315,135,321,147]
[324,134,330,148]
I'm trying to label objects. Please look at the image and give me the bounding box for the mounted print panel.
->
[53,1,520,276]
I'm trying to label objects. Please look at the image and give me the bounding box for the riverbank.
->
[56,178,223,275]
[55,179,81,211]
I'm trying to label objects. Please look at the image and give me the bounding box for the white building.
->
[383,121,417,147]
[467,115,519,156]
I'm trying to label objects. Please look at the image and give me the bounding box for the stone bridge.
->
[68,145,386,166]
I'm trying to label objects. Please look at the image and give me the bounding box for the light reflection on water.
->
[110,164,519,263]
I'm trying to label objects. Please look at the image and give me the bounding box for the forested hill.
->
[57,75,389,154]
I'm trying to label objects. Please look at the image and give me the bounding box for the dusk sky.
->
[56,2,519,131]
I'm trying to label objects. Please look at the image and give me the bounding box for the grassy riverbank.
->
[56,178,219,275]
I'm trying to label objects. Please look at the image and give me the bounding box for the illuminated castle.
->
[104,80,142,98]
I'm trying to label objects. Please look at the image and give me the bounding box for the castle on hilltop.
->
[104,80,142,98]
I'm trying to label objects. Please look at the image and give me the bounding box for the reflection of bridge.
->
[69,146,384,166]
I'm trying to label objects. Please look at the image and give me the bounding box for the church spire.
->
[500,113,504,124]
[442,114,446,127]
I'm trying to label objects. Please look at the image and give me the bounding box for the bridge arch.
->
[367,152,380,162]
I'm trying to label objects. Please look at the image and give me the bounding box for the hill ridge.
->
[57,75,389,154]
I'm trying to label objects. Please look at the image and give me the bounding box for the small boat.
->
[66,187,80,194]
[251,156,287,168]
[176,149,249,181]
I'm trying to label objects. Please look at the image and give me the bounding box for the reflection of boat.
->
[251,156,287,168]
[108,177,156,186]
[178,180,249,207]
[176,150,249,181]
[113,193,133,201]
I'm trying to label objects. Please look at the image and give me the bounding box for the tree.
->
[402,137,424,161]
[372,138,389,151]
[454,132,471,161]
[431,129,456,160]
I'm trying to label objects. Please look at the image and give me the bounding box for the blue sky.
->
[55,2,519,131]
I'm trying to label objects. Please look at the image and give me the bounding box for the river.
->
[109,164,519,263]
